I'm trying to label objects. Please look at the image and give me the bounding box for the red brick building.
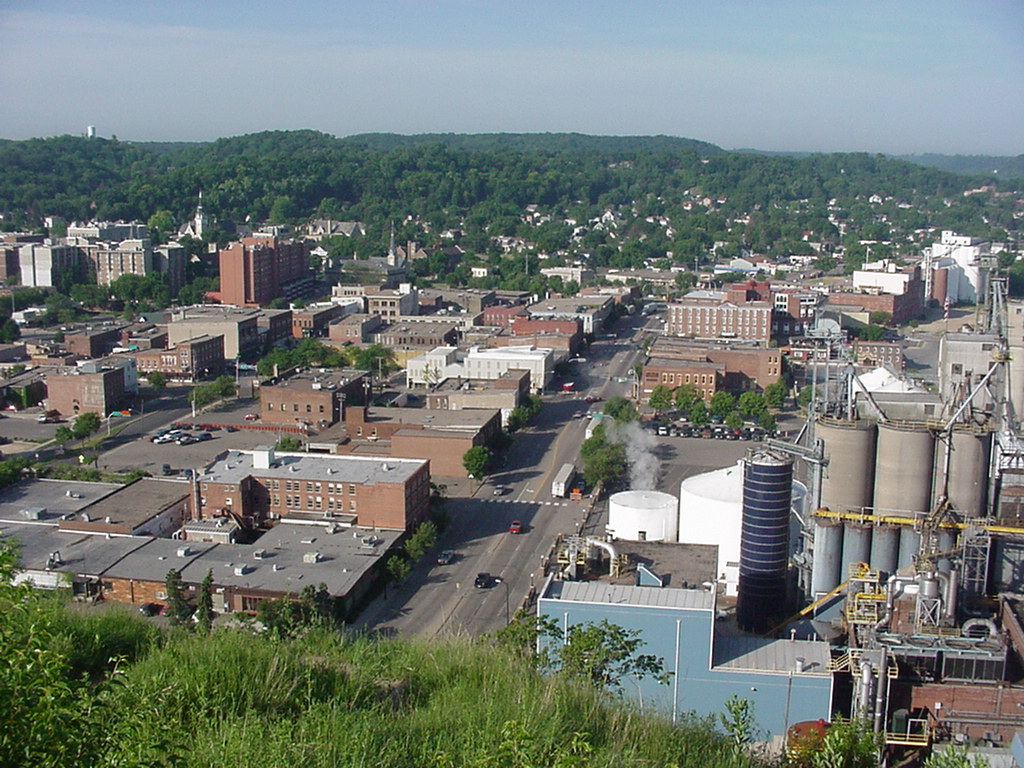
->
[135,334,225,382]
[218,236,311,306]
[666,297,773,343]
[292,303,345,339]
[66,327,122,358]
[259,369,369,427]
[851,340,905,370]
[482,304,528,326]
[645,337,783,396]
[641,358,726,402]
[45,365,127,416]
[196,447,430,531]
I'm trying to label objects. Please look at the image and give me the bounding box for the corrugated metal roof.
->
[551,581,713,611]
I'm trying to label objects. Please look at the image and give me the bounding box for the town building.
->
[85,238,153,285]
[56,477,191,538]
[370,322,460,365]
[851,340,905,370]
[424,369,530,425]
[218,236,312,306]
[526,295,614,335]
[924,230,994,305]
[481,304,528,327]
[66,327,122,358]
[666,292,773,343]
[18,241,82,288]
[197,447,431,531]
[646,336,783,394]
[641,358,725,402]
[45,364,127,416]
[256,308,293,350]
[259,369,369,427]
[135,334,225,382]
[168,305,261,360]
[292,302,345,339]
[365,287,419,320]
[464,345,554,393]
[328,314,385,344]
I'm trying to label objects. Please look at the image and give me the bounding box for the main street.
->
[352,314,659,638]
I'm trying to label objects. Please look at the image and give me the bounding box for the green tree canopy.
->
[648,385,673,412]
[72,412,101,439]
[462,445,492,479]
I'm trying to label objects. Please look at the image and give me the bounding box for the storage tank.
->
[898,526,922,569]
[737,451,793,633]
[945,427,993,518]
[874,422,934,514]
[817,418,877,513]
[840,522,873,579]
[869,524,901,575]
[810,516,845,595]
[678,462,743,594]
[608,490,678,542]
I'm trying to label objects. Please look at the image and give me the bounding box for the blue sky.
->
[1,0,1021,154]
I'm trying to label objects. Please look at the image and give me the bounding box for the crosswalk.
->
[481,498,571,507]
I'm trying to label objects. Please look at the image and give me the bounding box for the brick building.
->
[57,477,190,538]
[641,358,726,402]
[218,236,311,306]
[329,314,384,343]
[292,303,345,339]
[645,337,783,395]
[482,304,528,326]
[196,447,431,531]
[666,294,773,343]
[825,288,925,326]
[66,327,122,358]
[169,305,260,359]
[259,369,369,427]
[257,308,293,350]
[135,334,225,381]
[45,365,127,416]
[851,340,905,370]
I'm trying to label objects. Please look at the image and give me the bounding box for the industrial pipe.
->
[961,617,999,639]
[875,574,917,632]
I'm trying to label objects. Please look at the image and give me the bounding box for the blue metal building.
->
[539,579,834,739]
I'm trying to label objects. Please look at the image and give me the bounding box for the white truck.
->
[551,463,577,498]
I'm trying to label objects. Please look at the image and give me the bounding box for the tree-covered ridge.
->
[897,153,1024,180]
[0,130,1019,263]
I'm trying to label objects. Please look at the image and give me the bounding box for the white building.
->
[406,347,461,387]
[18,242,80,288]
[852,259,915,295]
[464,345,553,393]
[924,230,993,304]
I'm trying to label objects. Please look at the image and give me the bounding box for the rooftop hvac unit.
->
[303,552,321,564]
[253,548,265,559]
[233,565,247,576]
[176,546,190,558]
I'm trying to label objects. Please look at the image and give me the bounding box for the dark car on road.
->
[437,549,455,565]
[138,602,162,616]
[474,572,494,589]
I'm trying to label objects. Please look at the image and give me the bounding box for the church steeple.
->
[193,190,208,238]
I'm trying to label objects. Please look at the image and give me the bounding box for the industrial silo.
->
[817,418,877,513]
[810,516,845,595]
[869,524,901,575]
[874,422,934,514]
[945,427,993,518]
[898,526,923,569]
[737,450,793,633]
[678,462,744,595]
[840,522,873,578]
[608,491,679,542]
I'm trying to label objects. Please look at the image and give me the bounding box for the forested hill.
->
[895,153,1024,180]
[0,130,1018,247]
[340,132,724,155]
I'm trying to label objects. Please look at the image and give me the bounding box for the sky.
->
[1,0,1022,155]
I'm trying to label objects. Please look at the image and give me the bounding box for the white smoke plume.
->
[606,420,660,490]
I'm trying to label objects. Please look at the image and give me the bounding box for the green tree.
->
[146,371,167,390]
[860,324,886,341]
[54,425,74,448]
[869,310,892,326]
[797,385,814,408]
[709,391,735,418]
[689,400,709,426]
[758,411,777,432]
[195,569,214,633]
[719,695,757,746]
[803,717,880,768]
[0,317,20,343]
[276,435,303,452]
[462,445,492,479]
[674,383,701,412]
[386,552,412,582]
[923,745,989,768]
[763,380,787,409]
[71,412,101,440]
[737,391,766,418]
[603,396,637,423]
[648,385,673,413]
[164,568,189,625]
[555,619,669,690]
[725,411,744,431]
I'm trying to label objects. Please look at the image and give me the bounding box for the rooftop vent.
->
[253,548,266,560]
[300,538,315,545]
[272,563,281,571]
[176,546,190,558]
[234,565,248,576]
[81,513,91,523]
[302,552,321,564]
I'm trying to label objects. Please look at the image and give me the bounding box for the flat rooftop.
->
[545,580,714,611]
[646,357,724,370]
[67,478,190,531]
[0,520,150,576]
[607,541,719,590]
[712,619,832,676]
[0,479,122,524]
[262,369,368,391]
[527,296,611,312]
[199,449,427,486]
[355,406,498,431]
[171,305,260,322]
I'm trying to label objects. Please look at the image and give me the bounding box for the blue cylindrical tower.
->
[737,450,793,633]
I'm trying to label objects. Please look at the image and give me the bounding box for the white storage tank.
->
[607,490,679,543]
[678,463,744,595]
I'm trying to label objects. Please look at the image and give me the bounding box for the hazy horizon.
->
[1,0,1021,156]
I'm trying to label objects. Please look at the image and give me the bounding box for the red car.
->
[584,395,602,403]
[508,520,523,534]
[243,413,258,421]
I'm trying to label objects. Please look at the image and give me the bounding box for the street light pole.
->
[502,579,510,625]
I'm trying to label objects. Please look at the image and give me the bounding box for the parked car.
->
[508,520,523,534]
[225,425,239,433]
[177,435,197,445]
[196,432,213,442]
[492,485,508,496]
[243,413,259,421]
[153,434,177,445]
[474,572,494,589]
[138,602,162,616]
[436,549,455,565]
[584,395,602,403]
[656,426,668,436]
